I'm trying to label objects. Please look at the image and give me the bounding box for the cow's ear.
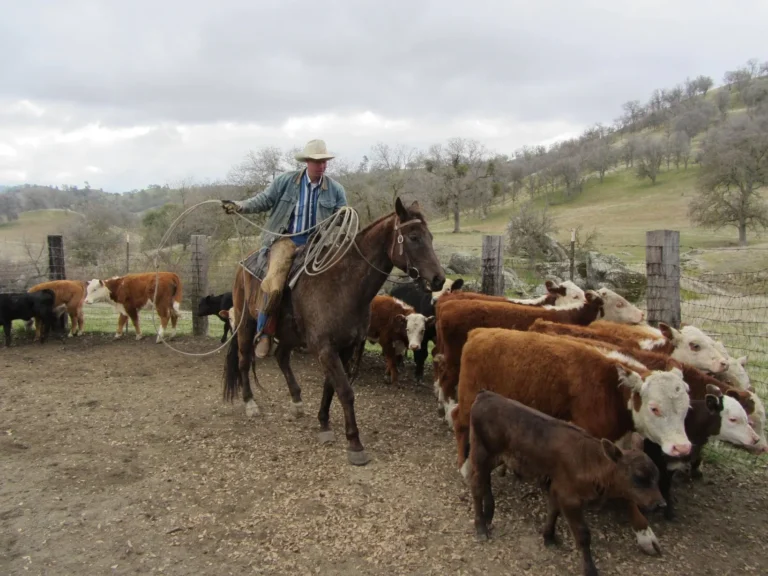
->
[705,394,721,414]
[601,438,623,463]
[425,315,436,327]
[451,278,464,291]
[393,314,407,329]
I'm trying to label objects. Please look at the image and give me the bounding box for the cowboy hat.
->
[294,139,336,162]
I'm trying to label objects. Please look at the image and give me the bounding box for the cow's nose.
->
[671,443,692,457]
[409,344,420,351]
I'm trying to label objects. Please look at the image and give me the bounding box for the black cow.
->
[0,289,60,346]
[196,292,234,343]
[388,278,464,383]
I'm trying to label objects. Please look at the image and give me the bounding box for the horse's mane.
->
[356,203,426,236]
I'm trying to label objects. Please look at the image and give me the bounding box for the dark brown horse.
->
[223,198,446,465]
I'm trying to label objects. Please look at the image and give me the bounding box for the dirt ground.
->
[2,335,768,576]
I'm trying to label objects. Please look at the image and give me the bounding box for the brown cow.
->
[433,291,605,418]
[85,272,183,342]
[527,322,763,439]
[454,327,691,556]
[469,390,665,576]
[27,279,87,338]
[365,295,434,386]
[528,318,729,375]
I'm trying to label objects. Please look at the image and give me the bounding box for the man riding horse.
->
[221,139,347,358]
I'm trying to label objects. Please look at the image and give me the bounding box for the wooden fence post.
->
[191,234,209,337]
[481,235,504,296]
[47,235,66,280]
[645,230,681,329]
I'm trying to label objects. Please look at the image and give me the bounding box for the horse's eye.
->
[409,235,419,243]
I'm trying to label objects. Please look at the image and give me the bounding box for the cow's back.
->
[457,328,633,441]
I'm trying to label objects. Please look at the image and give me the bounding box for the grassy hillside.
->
[430,161,768,274]
[0,209,84,256]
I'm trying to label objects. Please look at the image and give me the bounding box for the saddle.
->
[241,238,308,315]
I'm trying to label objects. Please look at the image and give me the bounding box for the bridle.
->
[388,216,424,282]
[352,214,431,287]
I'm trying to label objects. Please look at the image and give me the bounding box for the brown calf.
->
[85,272,183,342]
[433,291,604,415]
[365,295,434,386]
[454,327,691,557]
[27,279,87,338]
[469,390,665,576]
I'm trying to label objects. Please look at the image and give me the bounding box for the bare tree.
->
[635,136,665,185]
[369,142,421,204]
[695,75,714,96]
[228,146,287,191]
[674,101,716,142]
[716,90,731,119]
[743,83,768,117]
[506,201,558,264]
[424,138,493,233]
[688,111,768,246]
[669,131,691,170]
[621,100,645,131]
[684,77,699,101]
[621,135,640,168]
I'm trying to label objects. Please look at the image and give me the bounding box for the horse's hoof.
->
[245,399,260,418]
[348,449,371,466]
[318,430,335,444]
[290,401,304,417]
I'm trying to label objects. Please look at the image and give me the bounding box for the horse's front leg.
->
[275,342,304,418]
[317,345,370,465]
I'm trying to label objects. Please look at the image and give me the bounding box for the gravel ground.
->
[2,334,768,576]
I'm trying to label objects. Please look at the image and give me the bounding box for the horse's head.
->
[391,197,446,292]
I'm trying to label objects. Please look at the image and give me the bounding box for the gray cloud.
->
[0,0,766,190]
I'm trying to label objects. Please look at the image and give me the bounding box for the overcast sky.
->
[0,0,765,192]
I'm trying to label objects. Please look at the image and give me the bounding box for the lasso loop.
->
[146,200,414,357]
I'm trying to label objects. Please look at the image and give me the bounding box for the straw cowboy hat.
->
[295,139,336,162]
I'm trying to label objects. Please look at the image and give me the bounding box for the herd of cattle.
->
[1,270,765,575]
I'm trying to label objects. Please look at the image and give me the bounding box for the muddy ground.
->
[2,334,768,576]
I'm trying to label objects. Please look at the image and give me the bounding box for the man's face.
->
[306,159,327,181]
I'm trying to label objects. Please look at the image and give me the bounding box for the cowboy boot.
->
[255,335,271,358]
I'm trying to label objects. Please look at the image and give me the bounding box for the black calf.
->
[196,292,234,343]
[0,289,60,346]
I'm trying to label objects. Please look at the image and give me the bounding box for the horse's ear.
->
[395,197,408,221]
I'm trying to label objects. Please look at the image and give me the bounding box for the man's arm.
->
[238,178,282,214]
[334,183,348,213]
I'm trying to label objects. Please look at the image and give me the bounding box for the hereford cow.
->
[638,384,760,520]
[507,279,586,306]
[389,278,464,383]
[196,292,234,343]
[433,291,606,418]
[453,327,691,556]
[85,272,183,343]
[0,289,60,346]
[469,390,665,576]
[27,279,87,339]
[528,319,730,375]
[713,340,750,390]
[365,295,434,386]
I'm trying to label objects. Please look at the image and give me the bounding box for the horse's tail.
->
[223,330,242,402]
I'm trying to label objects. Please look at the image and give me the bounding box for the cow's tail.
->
[171,274,183,316]
[222,329,242,402]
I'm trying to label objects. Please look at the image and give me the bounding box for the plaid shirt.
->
[287,171,323,244]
